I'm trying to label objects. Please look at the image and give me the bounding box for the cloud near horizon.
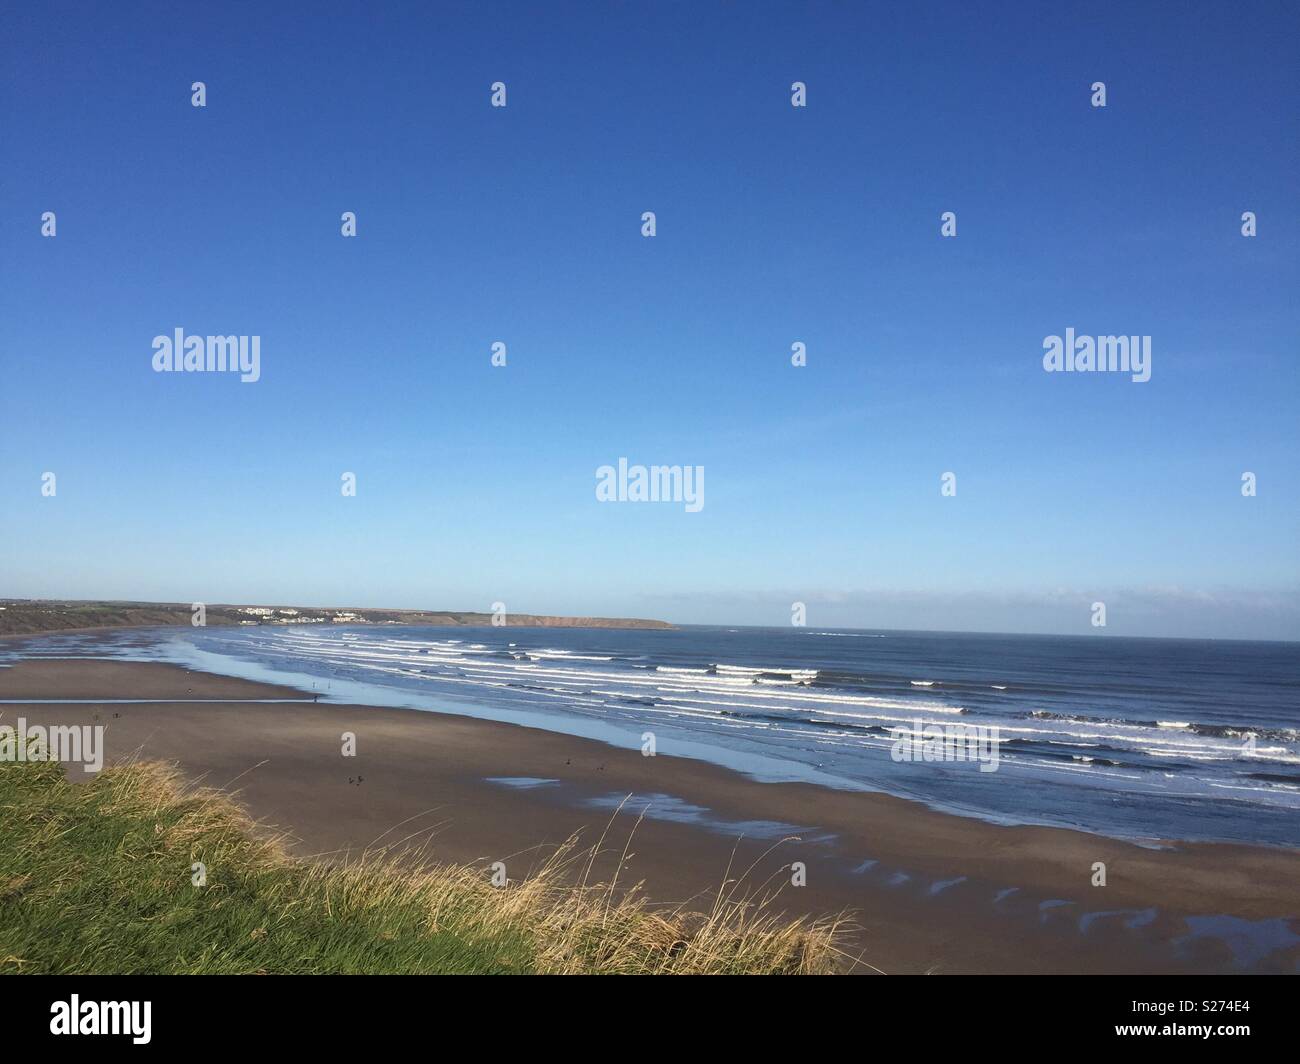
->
[644,586,1300,641]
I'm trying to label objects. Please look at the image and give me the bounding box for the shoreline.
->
[12,637,1292,854]
[3,659,1298,973]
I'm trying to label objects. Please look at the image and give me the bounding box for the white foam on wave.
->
[246,630,1300,799]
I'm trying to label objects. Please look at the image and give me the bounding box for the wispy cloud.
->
[644,585,1300,640]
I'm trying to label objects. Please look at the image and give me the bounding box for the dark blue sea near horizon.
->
[6,623,1299,848]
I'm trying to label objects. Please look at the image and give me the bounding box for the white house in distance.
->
[236,606,327,624]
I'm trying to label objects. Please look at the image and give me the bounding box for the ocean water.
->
[6,624,1299,848]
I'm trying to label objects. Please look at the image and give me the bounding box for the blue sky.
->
[1,1,1297,639]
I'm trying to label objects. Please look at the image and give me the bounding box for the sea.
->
[5,623,1298,848]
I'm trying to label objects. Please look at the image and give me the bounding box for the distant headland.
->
[0,599,675,637]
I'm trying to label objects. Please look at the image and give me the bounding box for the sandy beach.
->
[3,657,1298,974]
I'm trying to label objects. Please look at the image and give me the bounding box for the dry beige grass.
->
[0,757,855,974]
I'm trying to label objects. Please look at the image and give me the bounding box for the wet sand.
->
[3,658,1298,973]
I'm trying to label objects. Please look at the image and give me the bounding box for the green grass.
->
[0,758,846,974]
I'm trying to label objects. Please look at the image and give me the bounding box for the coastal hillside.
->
[0,600,674,637]
[0,757,841,975]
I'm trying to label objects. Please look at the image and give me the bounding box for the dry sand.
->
[3,658,1297,974]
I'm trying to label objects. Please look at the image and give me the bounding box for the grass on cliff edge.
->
[0,757,847,974]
